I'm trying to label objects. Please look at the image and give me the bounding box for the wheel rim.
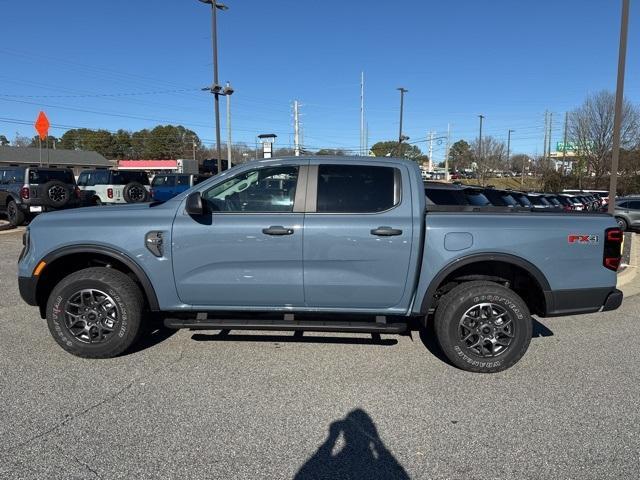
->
[617,218,626,229]
[458,302,515,357]
[64,289,119,344]
[129,187,145,202]
[48,185,67,203]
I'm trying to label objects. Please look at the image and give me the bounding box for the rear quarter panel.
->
[412,212,619,314]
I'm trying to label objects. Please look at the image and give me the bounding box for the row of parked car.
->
[0,165,206,226]
[424,182,639,231]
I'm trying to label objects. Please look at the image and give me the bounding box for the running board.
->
[163,317,407,334]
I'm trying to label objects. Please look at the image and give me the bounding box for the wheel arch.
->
[418,253,551,317]
[35,245,160,318]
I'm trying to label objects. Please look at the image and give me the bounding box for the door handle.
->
[370,226,403,236]
[262,225,294,236]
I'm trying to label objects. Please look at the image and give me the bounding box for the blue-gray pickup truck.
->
[17,157,624,373]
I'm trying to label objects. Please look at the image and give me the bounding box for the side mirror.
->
[185,191,205,216]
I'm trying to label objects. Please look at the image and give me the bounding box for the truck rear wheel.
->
[46,267,144,358]
[434,281,532,373]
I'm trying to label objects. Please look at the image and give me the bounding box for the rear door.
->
[302,162,414,309]
[629,201,640,227]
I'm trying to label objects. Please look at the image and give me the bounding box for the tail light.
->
[20,186,30,200]
[75,187,81,199]
[603,227,623,271]
[107,188,113,199]
[150,188,154,197]
[563,205,573,212]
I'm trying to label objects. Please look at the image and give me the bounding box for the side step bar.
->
[163,317,407,334]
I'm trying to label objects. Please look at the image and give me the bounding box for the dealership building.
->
[0,146,113,175]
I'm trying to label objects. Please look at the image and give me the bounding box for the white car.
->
[77,170,151,205]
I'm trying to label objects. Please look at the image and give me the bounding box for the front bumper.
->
[18,276,38,306]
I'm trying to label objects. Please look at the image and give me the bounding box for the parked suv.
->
[614,196,640,231]
[150,173,207,202]
[77,169,150,205]
[0,166,80,226]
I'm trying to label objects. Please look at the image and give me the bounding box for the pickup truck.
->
[17,157,624,373]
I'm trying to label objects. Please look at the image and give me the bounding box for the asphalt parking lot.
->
[1,229,639,480]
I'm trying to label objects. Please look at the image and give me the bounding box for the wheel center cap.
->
[480,324,492,335]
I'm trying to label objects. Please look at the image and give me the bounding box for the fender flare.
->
[38,244,160,311]
[418,252,551,314]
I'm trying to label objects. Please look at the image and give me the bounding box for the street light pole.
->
[199,0,228,173]
[507,129,514,171]
[608,0,630,214]
[397,87,408,157]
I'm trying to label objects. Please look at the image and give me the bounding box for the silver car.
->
[614,196,640,231]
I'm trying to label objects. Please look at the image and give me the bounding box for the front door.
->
[172,163,306,307]
[302,162,414,310]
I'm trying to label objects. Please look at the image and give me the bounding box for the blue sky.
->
[0,0,638,161]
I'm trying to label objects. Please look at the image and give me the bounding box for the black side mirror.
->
[185,191,205,216]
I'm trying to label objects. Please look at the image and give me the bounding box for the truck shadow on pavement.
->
[294,408,410,480]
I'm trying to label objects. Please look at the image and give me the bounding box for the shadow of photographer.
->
[295,408,410,480]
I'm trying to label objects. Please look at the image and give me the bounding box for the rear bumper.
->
[18,276,38,306]
[543,287,623,317]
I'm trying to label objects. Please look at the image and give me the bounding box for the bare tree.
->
[569,90,640,187]
[470,136,507,184]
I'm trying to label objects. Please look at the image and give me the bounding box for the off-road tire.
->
[39,180,71,208]
[7,200,25,226]
[434,281,532,373]
[123,182,149,203]
[46,267,144,358]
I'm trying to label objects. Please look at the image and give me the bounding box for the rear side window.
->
[152,175,173,186]
[28,169,74,184]
[629,201,640,210]
[316,165,399,213]
[111,171,149,185]
[176,175,190,186]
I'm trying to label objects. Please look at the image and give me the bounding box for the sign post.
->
[34,111,50,166]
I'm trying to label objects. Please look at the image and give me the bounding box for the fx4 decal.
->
[568,234,599,245]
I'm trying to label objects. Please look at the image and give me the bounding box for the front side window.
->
[152,175,173,187]
[92,170,109,185]
[316,164,398,213]
[176,175,190,186]
[629,201,640,210]
[203,166,298,213]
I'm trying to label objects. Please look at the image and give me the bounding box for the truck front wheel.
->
[434,281,532,373]
[46,267,144,358]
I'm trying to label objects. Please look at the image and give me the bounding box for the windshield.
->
[464,190,491,206]
[513,194,533,207]
[28,169,75,184]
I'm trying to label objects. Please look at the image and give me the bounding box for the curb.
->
[618,233,639,297]
[0,220,16,232]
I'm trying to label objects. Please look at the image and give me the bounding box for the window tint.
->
[176,175,190,186]
[513,194,533,207]
[77,172,89,187]
[203,166,298,212]
[629,201,640,210]
[92,170,109,185]
[316,165,398,213]
[28,169,74,184]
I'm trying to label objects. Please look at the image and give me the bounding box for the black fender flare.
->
[418,252,551,314]
[38,244,160,311]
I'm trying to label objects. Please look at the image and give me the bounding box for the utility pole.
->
[543,110,548,160]
[562,111,569,176]
[192,137,197,161]
[223,82,234,168]
[360,72,365,156]
[428,131,434,172]
[478,115,484,184]
[547,112,553,160]
[609,0,630,214]
[506,129,514,173]
[198,0,228,173]
[445,123,451,181]
[521,156,526,187]
[294,100,300,157]
[397,87,408,157]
